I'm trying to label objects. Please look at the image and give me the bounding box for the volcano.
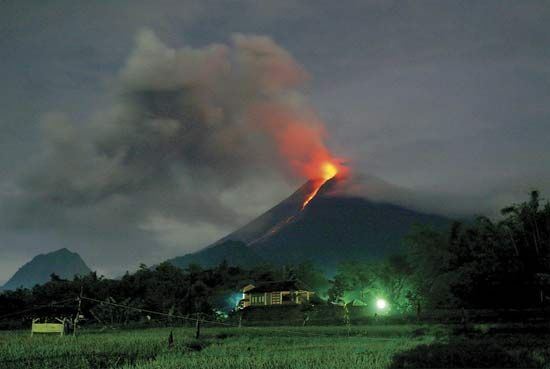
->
[168,178,451,271]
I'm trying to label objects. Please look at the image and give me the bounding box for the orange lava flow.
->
[301,162,338,209]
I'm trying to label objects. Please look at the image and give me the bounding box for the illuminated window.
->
[251,294,264,304]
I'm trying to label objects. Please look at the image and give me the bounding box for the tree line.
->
[1,191,549,327]
[0,259,324,328]
[327,190,550,313]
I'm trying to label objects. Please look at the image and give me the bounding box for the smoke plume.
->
[1,30,344,271]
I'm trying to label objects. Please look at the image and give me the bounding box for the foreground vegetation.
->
[1,324,548,369]
[1,192,550,368]
[0,325,429,369]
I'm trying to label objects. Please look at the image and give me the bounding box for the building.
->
[238,280,314,308]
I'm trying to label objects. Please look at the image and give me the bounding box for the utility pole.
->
[73,285,83,337]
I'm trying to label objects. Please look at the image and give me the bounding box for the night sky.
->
[1,1,550,282]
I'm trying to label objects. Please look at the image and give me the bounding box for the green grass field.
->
[0,324,548,368]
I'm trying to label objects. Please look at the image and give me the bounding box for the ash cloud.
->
[1,30,324,273]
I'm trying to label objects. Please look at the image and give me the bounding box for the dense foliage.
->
[2,192,550,327]
[328,191,550,311]
[0,260,326,327]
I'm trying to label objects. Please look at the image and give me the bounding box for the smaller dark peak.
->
[2,247,91,290]
[51,248,74,255]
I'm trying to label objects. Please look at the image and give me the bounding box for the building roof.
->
[246,280,311,293]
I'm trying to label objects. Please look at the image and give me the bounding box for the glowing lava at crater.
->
[301,161,340,209]
[320,161,338,180]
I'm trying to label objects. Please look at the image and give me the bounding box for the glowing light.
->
[321,162,338,180]
[376,298,387,310]
[301,161,339,209]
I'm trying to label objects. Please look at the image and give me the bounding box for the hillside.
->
[167,240,264,269]
[250,192,450,268]
[2,248,92,290]
[170,178,451,271]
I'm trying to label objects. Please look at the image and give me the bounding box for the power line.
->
[79,295,342,338]
[83,296,399,340]
[0,298,77,320]
[80,296,204,324]
[0,294,405,341]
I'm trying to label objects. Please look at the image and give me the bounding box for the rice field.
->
[0,324,548,369]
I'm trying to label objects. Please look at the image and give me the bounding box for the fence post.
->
[168,330,174,348]
[302,313,309,326]
[195,313,201,339]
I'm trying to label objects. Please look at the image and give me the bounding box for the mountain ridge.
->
[2,248,92,290]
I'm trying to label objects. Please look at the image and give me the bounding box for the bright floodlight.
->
[376,298,387,310]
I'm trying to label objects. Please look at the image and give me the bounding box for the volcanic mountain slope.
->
[168,240,264,269]
[167,183,321,269]
[2,248,92,290]
[171,179,451,270]
[215,180,323,245]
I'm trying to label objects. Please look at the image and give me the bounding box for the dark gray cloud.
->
[1,0,550,281]
[0,26,320,279]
